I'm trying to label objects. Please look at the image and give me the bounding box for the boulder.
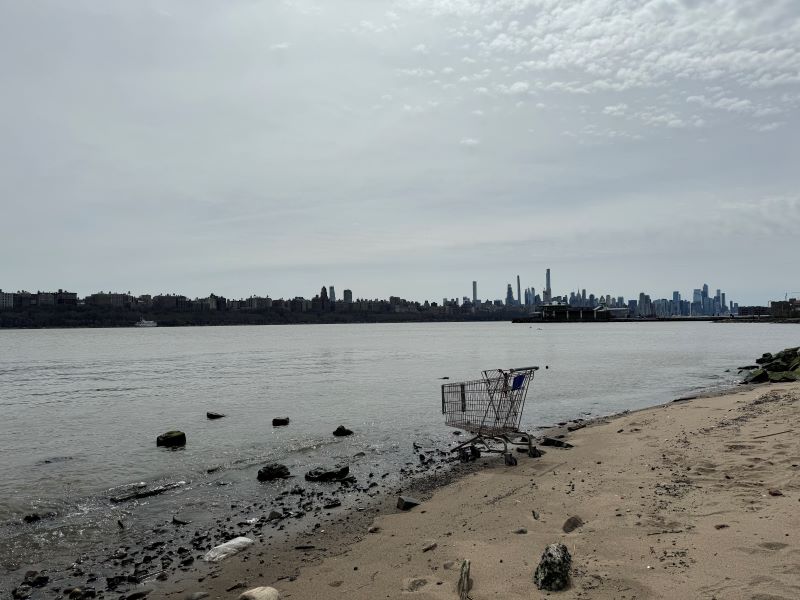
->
[332,425,353,437]
[743,368,769,384]
[755,353,773,365]
[397,495,421,510]
[206,412,225,420]
[257,463,291,481]
[763,360,790,372]
[203,537,254,562]
[156,431,186,448]
[272,417,290,427]
[304,465,349,482]
[238,586,281,600]
[768,371,799,383]
[533,543,572,591]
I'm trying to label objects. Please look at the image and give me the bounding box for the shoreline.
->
[153,380,800,599]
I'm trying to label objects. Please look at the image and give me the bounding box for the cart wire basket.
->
[441,366,539,462]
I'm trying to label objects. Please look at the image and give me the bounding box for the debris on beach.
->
[156,430,186,448]
[203,537,254,562]
[533,543,572,591]
[397,495,421,510]
[541,437,574,449]
[110,481,185,503]
[257,463,291,481]
[457,559,472,600]
[238,586,281,600]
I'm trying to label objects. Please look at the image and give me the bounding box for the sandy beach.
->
[161,381,800,600]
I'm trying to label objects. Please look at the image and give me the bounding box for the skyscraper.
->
[343,289,353,303]
[472,281,477,304]
[516,275,521,306]
[544,268,552,304]
[329,286,336,303]
[505,284,514,306]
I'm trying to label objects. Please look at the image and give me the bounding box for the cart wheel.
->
[504,453,518,466]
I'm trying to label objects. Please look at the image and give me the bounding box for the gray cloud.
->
[0,0,798,304]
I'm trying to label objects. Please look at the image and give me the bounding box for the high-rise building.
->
[544,268,552,303]
[329,286,336,303]
[472,281,477,304]
[505,284,514,306]
[343,289,353,303]
[516,275,521,306]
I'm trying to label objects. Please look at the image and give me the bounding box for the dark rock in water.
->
[257,463,291,481]
[156,430,186,448]
[332,425,353,437]
[23,514,41,524]
[206,412,225,420]
[562,516,584,533]
[11,584,32,599]
[397,496,421,510]
[305,465,349,482]
[541,437,573,449]
[22,571,49,588]
[533,543,572,591]
[272,417,290,426]
[737,365,759,370]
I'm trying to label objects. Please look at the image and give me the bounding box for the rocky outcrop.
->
[272,417,290,426]
[257,463,291,481]
[533,543,572,591]
[304,465,349,482]
[332,425,353,437]
[156,431,186,447]
[743,347,800,385]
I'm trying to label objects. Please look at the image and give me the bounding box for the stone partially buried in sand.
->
[534,543,572,591]
[397,495,421,510]
[562,516,584,533]
[304,465,349,482]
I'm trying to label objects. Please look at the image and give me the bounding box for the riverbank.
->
[161,381,800,600]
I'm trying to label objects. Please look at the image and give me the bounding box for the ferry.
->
[134,317,158,327]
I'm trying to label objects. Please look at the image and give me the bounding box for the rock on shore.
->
[533,543,572,591]
[743,347,800,384]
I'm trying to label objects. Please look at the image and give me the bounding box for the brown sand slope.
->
[263,383,800,600]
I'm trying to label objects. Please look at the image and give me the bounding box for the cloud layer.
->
[0,0,798,304]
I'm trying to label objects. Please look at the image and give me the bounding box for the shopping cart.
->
[441,366,539,463]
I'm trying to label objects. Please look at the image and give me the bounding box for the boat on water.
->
[134,318,158,327]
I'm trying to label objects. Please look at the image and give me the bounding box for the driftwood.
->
[457,559,472,600]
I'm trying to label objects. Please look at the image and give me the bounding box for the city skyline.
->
[1,2,798,308]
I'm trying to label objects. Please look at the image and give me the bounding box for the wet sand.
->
[163,381,800,599]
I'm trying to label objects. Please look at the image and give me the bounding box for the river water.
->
[0,321,796,590]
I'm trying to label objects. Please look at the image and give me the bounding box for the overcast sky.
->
[1,0,798,305]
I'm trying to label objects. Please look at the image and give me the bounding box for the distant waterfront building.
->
[343,289,353,303]
[0,289,14,310]
[516,275,521,306]
[329,286,336,303]
[543,268,552,304]
[472,281,477,304]
[505,284,514,306]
